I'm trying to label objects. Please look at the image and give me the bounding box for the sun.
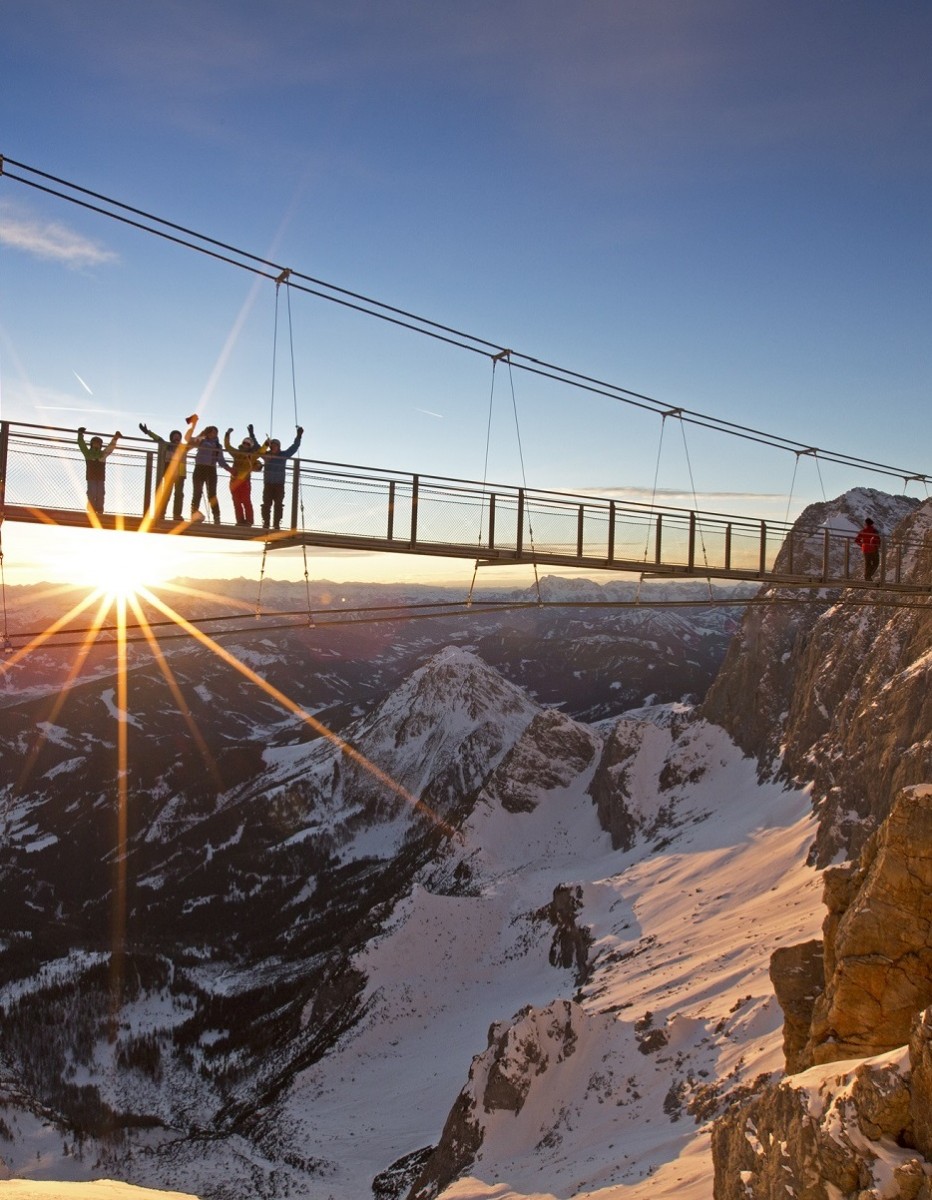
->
[64,529,185,598]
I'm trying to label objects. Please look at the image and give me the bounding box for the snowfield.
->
[279,715,823,1200]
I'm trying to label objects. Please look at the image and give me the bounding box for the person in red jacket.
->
[854,517,881,580]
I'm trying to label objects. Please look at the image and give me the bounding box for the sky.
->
[1,0,931,587]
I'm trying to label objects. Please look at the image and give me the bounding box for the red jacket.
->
[855,524,880,554]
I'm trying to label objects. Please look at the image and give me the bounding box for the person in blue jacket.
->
[259,425,303,531]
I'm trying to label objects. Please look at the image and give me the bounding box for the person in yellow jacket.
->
[224,424,269,527]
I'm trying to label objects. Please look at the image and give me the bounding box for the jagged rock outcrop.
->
[538,883,593,983]
[769,786,932,1073]
[483,708,599,814]
[405,1000,584,1200]
[715,789,932,1195]
[703,488,930,863]
[587,706,691,849]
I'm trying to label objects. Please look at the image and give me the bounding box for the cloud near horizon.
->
[580,485,786,504]
[0,203,118,268]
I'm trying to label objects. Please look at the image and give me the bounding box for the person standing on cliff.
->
[854,517,881,581]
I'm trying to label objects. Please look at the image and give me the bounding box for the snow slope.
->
[274,712,823,1199]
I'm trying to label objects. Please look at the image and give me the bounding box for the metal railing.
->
[1,420,930,590]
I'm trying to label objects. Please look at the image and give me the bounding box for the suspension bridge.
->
[1,420,929,595]
[2,160,931,605]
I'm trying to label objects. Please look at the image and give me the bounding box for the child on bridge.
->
[77,427,121,517]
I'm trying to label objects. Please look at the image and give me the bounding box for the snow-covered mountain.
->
[3,492,932,1198]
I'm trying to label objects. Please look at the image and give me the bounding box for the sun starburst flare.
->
[4,565,459,1024]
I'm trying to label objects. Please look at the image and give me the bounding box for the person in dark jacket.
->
[188,424,230,525]
[77,426,121,516]
[854,517,881,580]
[139,413,197,521]
[259,426,303,531]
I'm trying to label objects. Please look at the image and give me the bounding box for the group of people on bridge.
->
[77,416,303,531]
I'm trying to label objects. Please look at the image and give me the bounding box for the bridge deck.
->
[2,420,930,595]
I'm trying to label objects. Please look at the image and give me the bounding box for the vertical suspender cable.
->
[467,358,499,605]
[257,279,284,617]
[676,415,714,601]
[505,356,542,605]
[814,455,828,503]
[284,280,314,627]
[784,452,801,526]
[636,412,669,603]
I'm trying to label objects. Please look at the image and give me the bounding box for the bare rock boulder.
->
[769,939,824,1074]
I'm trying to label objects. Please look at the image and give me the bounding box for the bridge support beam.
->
[0,421,8,522]
[410,475,419,547]
[290,462,300,532]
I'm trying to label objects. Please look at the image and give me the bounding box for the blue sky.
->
[2,1,931,584]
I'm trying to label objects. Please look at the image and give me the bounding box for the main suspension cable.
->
[2,154,930,489]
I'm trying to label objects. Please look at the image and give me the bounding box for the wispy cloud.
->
[580,485,786,504]
[0,202,117,268]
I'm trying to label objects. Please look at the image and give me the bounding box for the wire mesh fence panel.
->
[692,521,729,571]
[521,498,583,556]
[726,525,767,572]
[580,507,611,560]
[6,441,83,510]
[611,510,658,565]
[7,435,150,516]
[654,515,692,568]
[298,474,395,539]
[410,486,493,549]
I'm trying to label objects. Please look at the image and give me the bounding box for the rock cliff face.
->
[702,487,930,864]
[781,785,932,1068]
[714,789,932,1197]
